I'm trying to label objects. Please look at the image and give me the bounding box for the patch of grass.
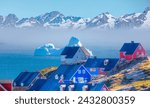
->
[132,80,150,90]
[147,76,150,79]
[41,67,58,75]
[109,73,125,90]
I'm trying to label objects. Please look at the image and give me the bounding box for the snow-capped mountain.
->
[87,12,116,29]
[115,7,150,29]
[0,7,150,29]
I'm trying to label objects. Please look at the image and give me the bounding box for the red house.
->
[0,80,13,91]
[120,41,147,61]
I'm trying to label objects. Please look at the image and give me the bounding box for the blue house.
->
[29,79,109,91]
[84,58,119,76]
[52,64,92,84]
[70,65,92,83]
[13,72,41,91]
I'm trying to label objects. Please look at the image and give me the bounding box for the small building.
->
[61,46,91,64]
[70,65,92,83]
[0,80,13,91]
[59,81,109,91]
[13,72,41,91]
[29,78,109,91]
[84,58,119,76]
[120,41,147,61]
[90,82,109,91]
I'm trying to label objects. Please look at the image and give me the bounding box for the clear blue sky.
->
[0,0,150,18]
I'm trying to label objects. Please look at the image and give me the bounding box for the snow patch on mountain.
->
[141,7,150,28]
[0,7,150,29]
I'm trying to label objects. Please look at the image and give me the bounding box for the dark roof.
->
[48,64,82,80]
[30,64,82,91]
[120,42,140,54]
[84,58,119,71]
[29,64,109,91]
[29,79,59,91]
[14,72,40,87]
[61,47,80,58]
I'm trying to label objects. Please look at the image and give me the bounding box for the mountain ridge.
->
[0,7,150,29]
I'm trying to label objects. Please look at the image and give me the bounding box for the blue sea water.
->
[0,53,60,80]
[0,49,149,80]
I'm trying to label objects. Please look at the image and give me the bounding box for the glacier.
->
[34,37,93,56]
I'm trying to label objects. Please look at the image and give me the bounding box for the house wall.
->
[125,55,133,61]
[98,68,107,75]
[120,52,125,58]
[1,83,12,91]
[60,55,66,64]
[132,44,147,59]
[71,66,91,83]
[61,48,88,64]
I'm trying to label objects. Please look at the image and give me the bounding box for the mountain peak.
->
[49,11,62,15]
[143,7,150,14]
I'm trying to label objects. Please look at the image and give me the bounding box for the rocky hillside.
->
[106,57,150,91]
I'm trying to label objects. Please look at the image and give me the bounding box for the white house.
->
[61,46,91,64]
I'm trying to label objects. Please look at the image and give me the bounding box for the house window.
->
[141,52,144,57]
[21,83,24,87]
[78,70,81,74]
[55,74,59,80]
[78,77,84,83]
[82,70,86,74]
[123,52,126,56]
[73,77,76,83]
[90,68,96,72]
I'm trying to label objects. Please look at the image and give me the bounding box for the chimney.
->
[131,41,134,44]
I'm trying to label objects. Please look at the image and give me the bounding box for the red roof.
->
[0,80,13,91]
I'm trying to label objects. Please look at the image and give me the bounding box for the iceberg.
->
[34,43,62,56]
[68,36,82,47]
[34,36,93,56]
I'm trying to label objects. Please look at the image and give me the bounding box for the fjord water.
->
[0,49,118,80]
[0,53,60,80]
[0,49,149,80]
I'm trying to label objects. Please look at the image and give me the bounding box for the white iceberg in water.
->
[34,43,62,56]
[68,36,82,47]
[34,36,93,56]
